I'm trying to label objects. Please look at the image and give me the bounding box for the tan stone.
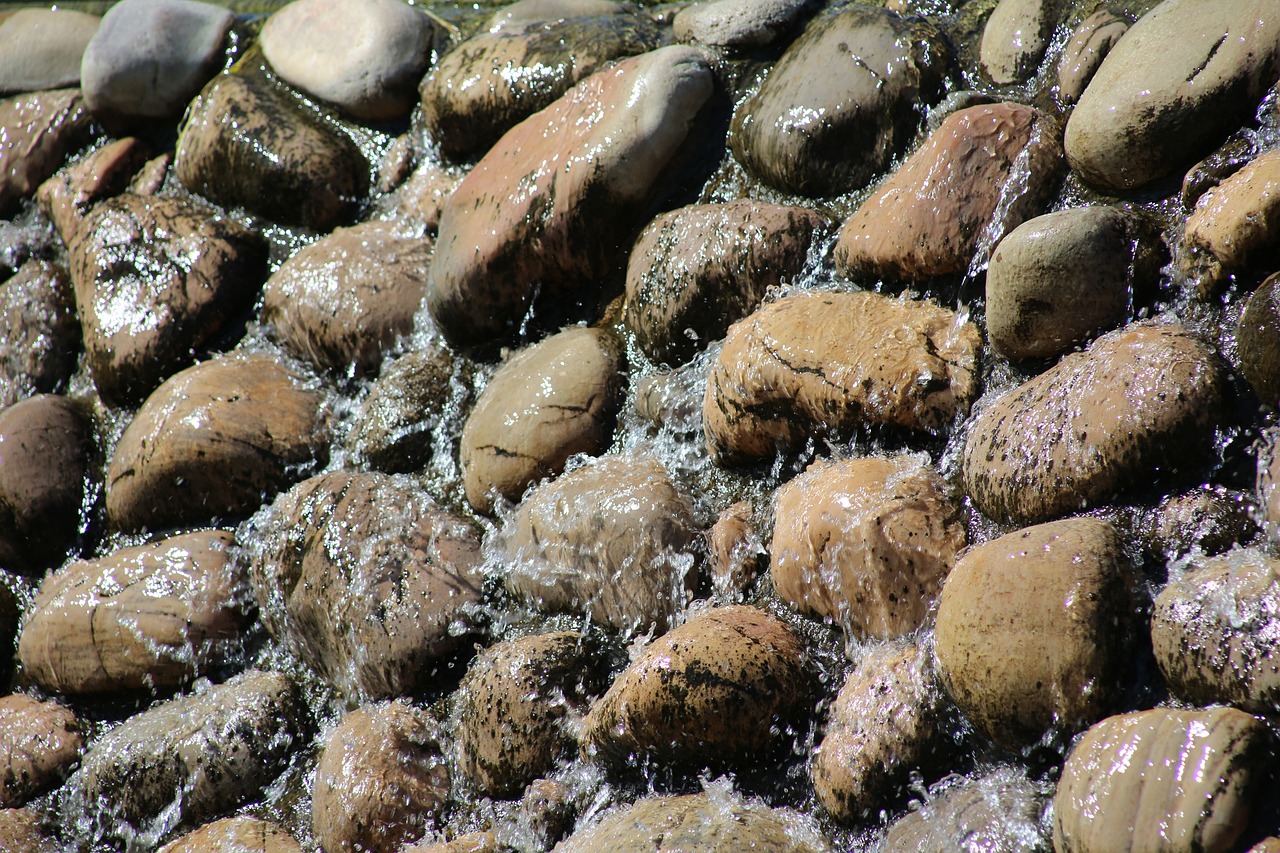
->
[979,0,1052,85]
[708,500,763,598]
[0,695,82,808]
[158,817,303,853]
[0,89,92,213]
[1056,10,1128,105]
[36,136,149,244]
[1180,148,1280,298]
[0,260,78,409]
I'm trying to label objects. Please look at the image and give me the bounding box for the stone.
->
[388,161,462,233]
[673,0,817,50]
[0,809,59,853]
[979,0,1052,85]
[0,89,92,214]
[934,517,1132,750]
[427,45,715,350]
[419,4,663,159]
[402,832,498,853]
[262,221,431,376]
[1261,430,1280,548]
[0,222,56,282]
[347,345,470,474]
[1063,0,1280,192]
[554,792,829,853]
[457,632,603,796]
[487,0,625,31]
[261,0,433,121]
[703,291,981,466]
[985,206,1157,360]
[1054,707,1270,853]
[770,455,965,641]
[80,0,233,122]
[962,322,1225,523]
[581,605,810,770]
[105,351,329,533]
[1145,487,1259,560]
[1180,148,1280,298]
[0,694,82,808]
[708,500,763,598]
[835,102,1062,283]
[729,6,951,197]
[882,768,1050,852]
[1182,133,1257,210]
[175,71,369,232]
[624,200,828,365]
[812,642,955,823]
[633,358,705,433]
[312,701,449,853]
[244,471,483,701]
[0,395,92,573]
[18,530,250,696]
[511,779,575,850]
[129,152,170,196]
[461,326,625,514]
[1240,272,1280,405]
[0,261,79,410]
[503,455,702,633]
[67,670,305,849]
[1152,548,1280,713]
[158,817,304,853]
[36,136,151,245]
[0,10,100,96]
[1056,10,1128,105]
[68,193,267,404]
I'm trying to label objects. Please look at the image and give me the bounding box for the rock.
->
[0,809,59,853]
[554,792,829,853]
[703,291,981,466]
[0,260,79,410]
[262,220,431,376]
[1182,133,1258,210]
[402,832,498,853]
[673,0,816,50]
[261,0,433,121]
[37,136,151,245]
[18,530,250,696]
[624,200,828,365]
[427,44,716,350]
[487,0,625,31]
[1262,430,1280,547]
[511,779,575,850]
[985,206,1156,360]
[0,694,82,808]
[0,394,92,573]
[834,102,1062,283]
[881,768,1050,852]
[1240,272,1280,405]
[0,10,99,96]
[1145,487,1259,560]
[129,152,171,196]
[0,584,16,677]
[934,517,1132,750]
[581,605,810,770]
[1180,148,1280,298]
[961,322,1225,523]
[503,455,702,633]
[0,89,92,214]
[633,357,706,433]
[312,700,449,853]
[347,345,469,474]
[1054,707,1270,853]
[457,632,603,796]
[105,351,329,533]
[68,193,267,404]
[1063,0,1280,192]
[461,326,625,514]
[388,161,462,232]
[419,4,664,159]
[770,455,965,640]
[80,0,233,123]
[0,222,56,282]
[979,0,1052,85]
[1151,548,1280,713]
[708,500,763,598]
[1056,10,1128,105]
[67,670,305,848]
[244,471,483,700]
[175,71,369,232]
[812,643,955,823]
[729,6,951,197]
[158,817,304,853]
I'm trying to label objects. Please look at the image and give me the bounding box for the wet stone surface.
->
[0,260,79,410]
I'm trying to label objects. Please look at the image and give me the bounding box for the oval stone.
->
[0,809,60,853]
[673,0,817,50]
[729,5,951,198]
[105,351,329,533]
[0,89,92,214]
[882,768,1050,852]
[979,0,1052,85]
[158,817,303,853]
[703,291,981,466]
[0,260,78,410]
[1063,0,1280,192]
[1239,271,1280,405]
[461,326,624,514]
[770,455,965,641]
[0,10,99,96]
[962,322,1225,523]
[0,694,82,808]
[1056,10,1128,105]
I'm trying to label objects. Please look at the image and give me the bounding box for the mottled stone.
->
[0,10,99,96]
[704,292,981,465]
[0,89,92,214]
[979,0,1052,85]
[730,5,951,197]
[962,323,1225,523]
[1240,271,1280,405]
[1180,148,1280,298]
[1056,10,1128,105]
[1146,487,1259,560]
[0,809,59,853]
[0,695,82,808]
[771,455,965,640]
[37,136,150,245]
[708,500,763,598]
[106,352,329,533]
[158,817,304,853]
[882,768,1050,852]
[934,518,1132,750]
[673,0,816,50]
[835,102,1062,282]
[0,261,79,409]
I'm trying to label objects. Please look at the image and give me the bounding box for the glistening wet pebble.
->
[3,0,1280,850]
